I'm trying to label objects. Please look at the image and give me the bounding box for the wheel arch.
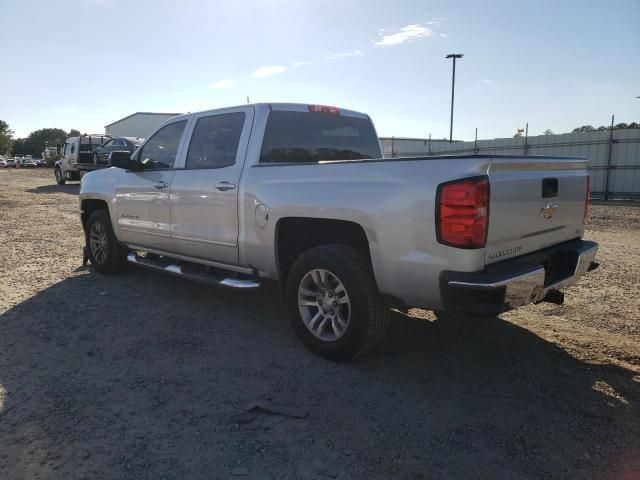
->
[275,217,375,286]
[81,198,110,230]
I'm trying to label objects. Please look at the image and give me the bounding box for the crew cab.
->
[79,103,598,359]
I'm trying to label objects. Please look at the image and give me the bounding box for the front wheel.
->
[54,167,65,185]
[86,209,127,274]
[286,245,389,360]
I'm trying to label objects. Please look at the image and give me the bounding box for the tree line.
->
[572,122,639,133]
[0,120,80,157]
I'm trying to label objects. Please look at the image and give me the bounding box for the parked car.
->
[22,156,38,168]
[79,102,598,360]
[4,158,16,168]
[92,137,144,166]
[35,158,46,167]
[0,158,8,168]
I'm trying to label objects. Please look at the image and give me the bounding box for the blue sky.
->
[1,0,638,140]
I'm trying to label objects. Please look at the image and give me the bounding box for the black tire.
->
[54,167,66,185]
[286,244,389,360]
[85,209,127,274]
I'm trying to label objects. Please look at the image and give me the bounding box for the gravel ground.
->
[1,169,639,480]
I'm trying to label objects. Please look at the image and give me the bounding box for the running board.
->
[126,253,260,289]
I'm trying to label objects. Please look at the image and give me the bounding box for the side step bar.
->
[126,253,260,289]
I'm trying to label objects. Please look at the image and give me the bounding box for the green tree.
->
[12,138,26,155]
[614,123,629,130]
[22,128,68,156]
[68,129,81,137]
[572,125,596,133]
[0,120,14,155]
[628,122,639,129]
[542,129,554,135]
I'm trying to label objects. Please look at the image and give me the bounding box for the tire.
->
[54,167,66,185]
[86,209,127,274]
[286,244,389,360]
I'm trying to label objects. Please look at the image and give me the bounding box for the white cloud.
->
[252,65,288,79]
[374,24,433,46]
[479,78,491,83]
[209,79,234,89]
[324,49,363,60]
[293,60,313,67]
[439,33,447,38]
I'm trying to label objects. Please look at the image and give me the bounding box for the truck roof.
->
[179,102,370,120]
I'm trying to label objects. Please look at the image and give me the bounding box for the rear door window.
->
[185,112,245,169]
[260,111,381,163]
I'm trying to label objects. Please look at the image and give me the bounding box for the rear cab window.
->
[260,109,381,164]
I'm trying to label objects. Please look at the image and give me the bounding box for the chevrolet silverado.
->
[79,103,598,359]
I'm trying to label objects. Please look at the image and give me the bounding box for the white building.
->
[105,112,181,139]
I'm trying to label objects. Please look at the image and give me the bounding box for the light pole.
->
[446,53,463,143]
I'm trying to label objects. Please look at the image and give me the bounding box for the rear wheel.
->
[86,209,127,274]
[286,244,389,360]
[54,167,65,185]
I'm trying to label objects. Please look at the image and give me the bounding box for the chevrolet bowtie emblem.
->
[540,203,559,219]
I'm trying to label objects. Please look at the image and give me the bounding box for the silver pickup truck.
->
[79,103,598,359]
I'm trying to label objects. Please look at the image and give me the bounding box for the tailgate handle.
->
[542,178,558,198]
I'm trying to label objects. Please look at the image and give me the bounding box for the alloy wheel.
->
[89,222,109,264]
[298,268,351,341]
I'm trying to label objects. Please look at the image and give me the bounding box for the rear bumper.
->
[441,239,598,315]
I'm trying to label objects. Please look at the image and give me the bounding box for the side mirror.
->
[109,150,132,169]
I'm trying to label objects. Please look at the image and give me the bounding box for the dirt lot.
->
[1,168,639,480]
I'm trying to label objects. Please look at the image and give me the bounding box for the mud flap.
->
[82,246,89,266]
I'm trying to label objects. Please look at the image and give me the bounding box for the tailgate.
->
[485,157,588,264]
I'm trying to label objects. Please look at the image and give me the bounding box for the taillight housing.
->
[583,174,591,224]
[436,176,489,249]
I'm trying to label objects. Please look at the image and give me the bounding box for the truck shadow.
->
[0,269,638,479]
[26,184,80,195]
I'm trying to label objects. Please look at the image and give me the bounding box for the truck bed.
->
[243,153,589,309]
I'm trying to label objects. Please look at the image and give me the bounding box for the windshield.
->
[260,111,381,163]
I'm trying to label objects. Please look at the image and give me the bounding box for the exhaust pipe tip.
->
[543,289,564,305]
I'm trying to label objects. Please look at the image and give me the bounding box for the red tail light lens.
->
[308,104,340,115]
[583,174,591,224]
[436,176,489,249]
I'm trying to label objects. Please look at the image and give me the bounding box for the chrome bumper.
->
[446,241,599,310]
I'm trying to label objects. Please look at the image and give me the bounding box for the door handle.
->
[215,181,236,191]
[154,181,169,189]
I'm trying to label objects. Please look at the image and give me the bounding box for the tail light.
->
[583,174,591,223]
[308,104,340,115]
[436,176,489,249]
